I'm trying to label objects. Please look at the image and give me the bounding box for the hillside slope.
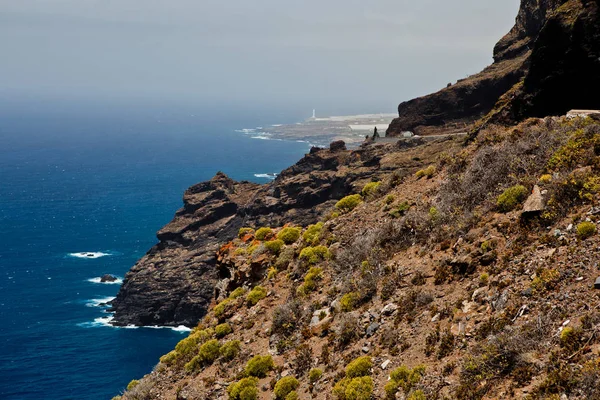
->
[118,116,600,400]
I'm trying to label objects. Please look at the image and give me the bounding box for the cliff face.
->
[110,141,446,326]
[387,0,600,136]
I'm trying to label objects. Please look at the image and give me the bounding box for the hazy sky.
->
[0,0,520,115]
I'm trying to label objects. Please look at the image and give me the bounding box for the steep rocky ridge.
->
[387,0,600,136]
[110,140,452,326]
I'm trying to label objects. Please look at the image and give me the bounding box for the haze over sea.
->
[0,100,311,400]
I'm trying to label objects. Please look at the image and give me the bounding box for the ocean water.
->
[0,106,309,399]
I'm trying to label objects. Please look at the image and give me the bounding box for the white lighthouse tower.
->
[312,109,316,119]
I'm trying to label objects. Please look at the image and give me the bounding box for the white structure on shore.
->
[312,109,316,119]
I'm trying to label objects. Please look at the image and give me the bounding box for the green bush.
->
[246,286,267,306]
[345,356,372,378]
[384,195,395,205]
[215,323,232,338]
[185,339,221,372]
[415,165,436,179]
[228,377,259,400]
[274,376,300,399]
[255,227,273,241]
[309,368,323,383]
[285,392,299,400]
[229,287,247,299]
[299,245,330,265]
[126,380,139,391]
[220,340,241,361]
[407,390,426,400]
[333,377,373,400]
[159,350,179,365]
[297,267,323,295]
[264,239,285,255]
[496,185,528,212]
[577,221,596,239]
[175,328,212,356]
[335,194,363,213]
[340,292,360,312]
[238,227,255,239]
[214,298,234,318]
[384,365,426,399]
[303,222,324,245]
[245,355,275,377]
[277,227,301,244]
[361,181,381,198]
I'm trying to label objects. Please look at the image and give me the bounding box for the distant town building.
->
[567,109,600,118]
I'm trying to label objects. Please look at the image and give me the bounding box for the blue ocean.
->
[0,103,309,399]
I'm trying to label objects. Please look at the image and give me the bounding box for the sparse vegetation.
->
[215,323,232,338]
[384,365,425,399]
[361,181,381,198]
[415,165,435,179]
[220,340,241,361]
[577,221,596,239]
[309,368,323,383]
[496,185,528,212]
[303,222,324,245]
[245,355,275,378]
[299,245,330,265]
[277,227,301,244]
[336,194,363,213]
[255,227,273,241]
[274,376,300,400]
[228,377,259,400]
[264,239,285,255]
[246,286,267,306]
[333,356,373,400]
[238,227,255,239]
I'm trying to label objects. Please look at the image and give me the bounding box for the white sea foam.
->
[251,135,271,140]
[254,173,278,180]
[85,296,115,308]
[271,124,282,127]
[78,315,190,332]
[87,276,123,285]
[69,251,111,259]
[235,128,256,134]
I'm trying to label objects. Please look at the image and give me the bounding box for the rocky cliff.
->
[110,140,450,326]
[387,0,600,136]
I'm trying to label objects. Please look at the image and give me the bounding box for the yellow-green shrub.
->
[384,365,426,399]
[303,222,324,245]
[340,292,360,312]
[361,181,381,197]
[407,390,426,400]
[336,194,363,213]
[333,377,373,400]
[215,323,232,338]
[220,340,241,361]
[246,286,267,306]
[175,328,212,356]
[277,227,301,244]
[577,221,596,239]
[297,267,323,295]
[299,245,330,265]
[285,392,299,400]
[496,185,528,212]
[415,165,435,179]
[160,350,179,365]
[228,377,259,400]
[184,339,221,372]
[274,376,300,399]
[309,368,323,383]
[238,227,255,239]
[345,356,372,378]
[539,174,553,184]
[264,239,285,255]
[127,380,139,391]
[255,227,273,241]
[245,355,275,377]
[214,298,234,318]
[229,287,247,299]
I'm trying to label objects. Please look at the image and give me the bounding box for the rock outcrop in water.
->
[387,0,600,136]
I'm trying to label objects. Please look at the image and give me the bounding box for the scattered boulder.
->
[595,277,600,289]
[381,303,398,316]
[521,185,547,216]
[366,323,380,337]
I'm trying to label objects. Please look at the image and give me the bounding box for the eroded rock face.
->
[387,0,599,135]
[109,145,398,326]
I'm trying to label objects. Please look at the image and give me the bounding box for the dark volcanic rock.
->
[100,274,118,283]
[110,145,402,327]
[387,0,600,135]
